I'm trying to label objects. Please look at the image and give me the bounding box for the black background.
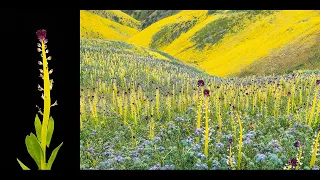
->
[0,8,79,171]
[0,6,318,178]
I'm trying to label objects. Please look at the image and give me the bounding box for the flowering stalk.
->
[156,88,160,119]
[236,112,243,170]
[17,29,63,170]
[295,145,303,170]
[308,86,319,126]
[309,131,319,167]
[204,93,209,157]
[313,101,320,127]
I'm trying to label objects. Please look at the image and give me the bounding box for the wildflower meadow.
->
[80,38,320,170]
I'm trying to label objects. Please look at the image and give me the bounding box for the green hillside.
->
[122,10,182,29]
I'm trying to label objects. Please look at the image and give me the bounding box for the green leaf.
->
[34,114,42,141]
[17,158,30,170]
[46,117,54,148]
[25,133,43,169]
[46,142,63,170]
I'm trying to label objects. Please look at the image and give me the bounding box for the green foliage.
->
[87,10,141,29]
[192,16,239,50]
[46,117,54,148]
[17,159,30,170]
[47,142,63,169]
[142,10,182,29]
[25,133,43,169]
[34,114,42,141]
[122,10,156,21]
[192,10,278,50]
[150,20,197,49]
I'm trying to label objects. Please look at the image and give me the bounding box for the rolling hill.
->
[121,10,182,29]
[80,10,140,41]
[87,10,141,30]
[80,10,320,77]
[128,10,209,49]
[128,10,320,77]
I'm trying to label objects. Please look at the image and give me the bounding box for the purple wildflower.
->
[157,146,165,152]
[197,80,205,87]
[193,144,201,151]
[294,140,300,148]
[195,128,204,135]
[216,142,224,149]
[175,117,184,122]
[204,89,210,97]
[288,158,298,167]
[256,153,267,163]
[36,29,47,41]
[114,156,124,163]
[88,147,94,153]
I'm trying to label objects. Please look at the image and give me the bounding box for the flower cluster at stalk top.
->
[36,29,47,41]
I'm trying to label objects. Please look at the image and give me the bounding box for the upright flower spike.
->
[17,29,63,170]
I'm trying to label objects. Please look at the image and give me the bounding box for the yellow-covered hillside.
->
[129,10,320,77]
[80,10,139,41]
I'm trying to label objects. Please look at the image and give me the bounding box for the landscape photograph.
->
[80,10,320,170]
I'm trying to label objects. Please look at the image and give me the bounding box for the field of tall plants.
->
[80,38,320,170]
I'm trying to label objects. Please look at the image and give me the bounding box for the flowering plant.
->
[16,29,62,170]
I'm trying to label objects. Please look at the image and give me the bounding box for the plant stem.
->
[40,41,51,170]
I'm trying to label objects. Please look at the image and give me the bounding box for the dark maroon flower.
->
[287,92,291,96]
[204,89,210,97]
[288,158,298,167]
[316,80,320,86]
[197,80,205,87]
[228,137,233,144]
[36,29,47,41]
[294,140,300,148]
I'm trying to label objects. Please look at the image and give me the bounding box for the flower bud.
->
[47,56,52,60]
[38,85,43,91]
[51,100,58,107]
[37,48,41,52]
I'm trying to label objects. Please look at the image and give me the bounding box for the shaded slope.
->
[128,10,209,50]
[86,10,141,29]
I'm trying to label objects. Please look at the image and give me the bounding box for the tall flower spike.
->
[17,29,63,170]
